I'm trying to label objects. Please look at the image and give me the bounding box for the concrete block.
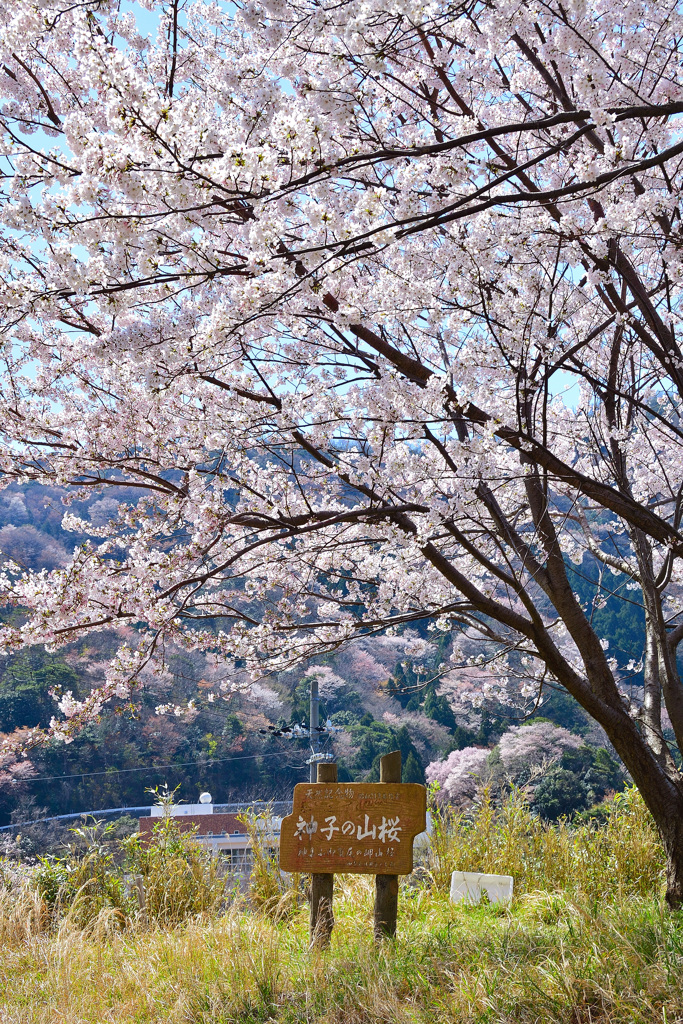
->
[450,870,513,906]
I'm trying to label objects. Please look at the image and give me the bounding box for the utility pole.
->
[305,674,341,779]
[309,674,320,783]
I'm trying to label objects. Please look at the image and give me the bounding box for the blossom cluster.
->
[0,0,681,781]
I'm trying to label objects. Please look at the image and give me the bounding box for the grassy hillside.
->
[1,789,680,1023]
[3,889,683,1024]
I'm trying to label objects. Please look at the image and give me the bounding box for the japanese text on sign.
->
[279,782,426,875]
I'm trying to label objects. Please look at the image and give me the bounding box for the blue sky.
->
[2,0,583,413]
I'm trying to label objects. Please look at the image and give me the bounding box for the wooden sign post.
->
[280,751,426,946]
[310,761,337,946]
[374,749,401,939]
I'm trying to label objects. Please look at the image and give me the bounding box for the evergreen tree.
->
[402,751,425,784]
[423,686,457,731]
[0,651,78,731]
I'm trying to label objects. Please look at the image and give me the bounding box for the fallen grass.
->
[0,789,679,1023]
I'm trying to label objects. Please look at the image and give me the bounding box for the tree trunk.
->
[662,816,683,910]
[602,747,683,908]
[594,710,683,909]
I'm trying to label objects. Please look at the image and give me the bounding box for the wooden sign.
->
[280,781,426,875]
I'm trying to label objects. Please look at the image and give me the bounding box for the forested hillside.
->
[0,484,649,830]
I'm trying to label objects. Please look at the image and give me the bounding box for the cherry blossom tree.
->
[498,722,581,776]
[426,745,489,804]
[2,0,683,901]
[426,722,581,802]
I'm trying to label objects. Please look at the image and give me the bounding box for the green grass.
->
[0,790,681,1023]
[1,883,683,1022]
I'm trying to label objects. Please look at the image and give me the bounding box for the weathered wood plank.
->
[310,762,337,947]
[374,750,402,939]
[280,778,425,875]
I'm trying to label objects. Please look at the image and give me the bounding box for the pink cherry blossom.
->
[498,722,582,775]
[426,746,490,804]
[1,0,683,902]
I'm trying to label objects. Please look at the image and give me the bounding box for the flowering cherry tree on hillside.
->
[2,0,683,901]
[426,722,582,803]
[498,722,581,776]
[426,745,489,804]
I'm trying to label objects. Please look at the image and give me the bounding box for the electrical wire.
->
[17,748,309,784]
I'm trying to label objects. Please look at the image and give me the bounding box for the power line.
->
[18,748,307,784]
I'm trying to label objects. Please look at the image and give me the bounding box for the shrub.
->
[34,820,129,929]
[427,785,664,899]
[122,815,226,926]
[28,815,228,930]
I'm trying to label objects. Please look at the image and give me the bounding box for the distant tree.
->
[402,751,425,785]
[355,721,423,781]
[447,724,480,753]
[533,769,591,821]
[426,746,490,805]
[558,744,625,804]
[427,724,623,818]
[355,732,382,774]
[499,723,582,781]
[0,525,68,571]
[87,498,121,529]
[589,747,626,796]
[529,688,591,736]
[395,725,423,776]
[0,492,28,525]
[423,687,457,732]
[0,652,79,732]
[387,663,420,709]
[289,677,314,728]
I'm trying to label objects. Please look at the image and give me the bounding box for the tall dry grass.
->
[427,785,663,899]
[1,887,682,1023]
[0,858,46,943]
[238,805,305,921]
[0,787,679,1023]
[122,814,228,926]
[21,814,230,934]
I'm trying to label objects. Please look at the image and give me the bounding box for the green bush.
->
[32,815,228,930]
[35,820,129,928]
[427,784,664,899]
[122,815,227,926]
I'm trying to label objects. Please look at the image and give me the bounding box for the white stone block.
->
[450,870,513,906]
[413,811,433,851]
